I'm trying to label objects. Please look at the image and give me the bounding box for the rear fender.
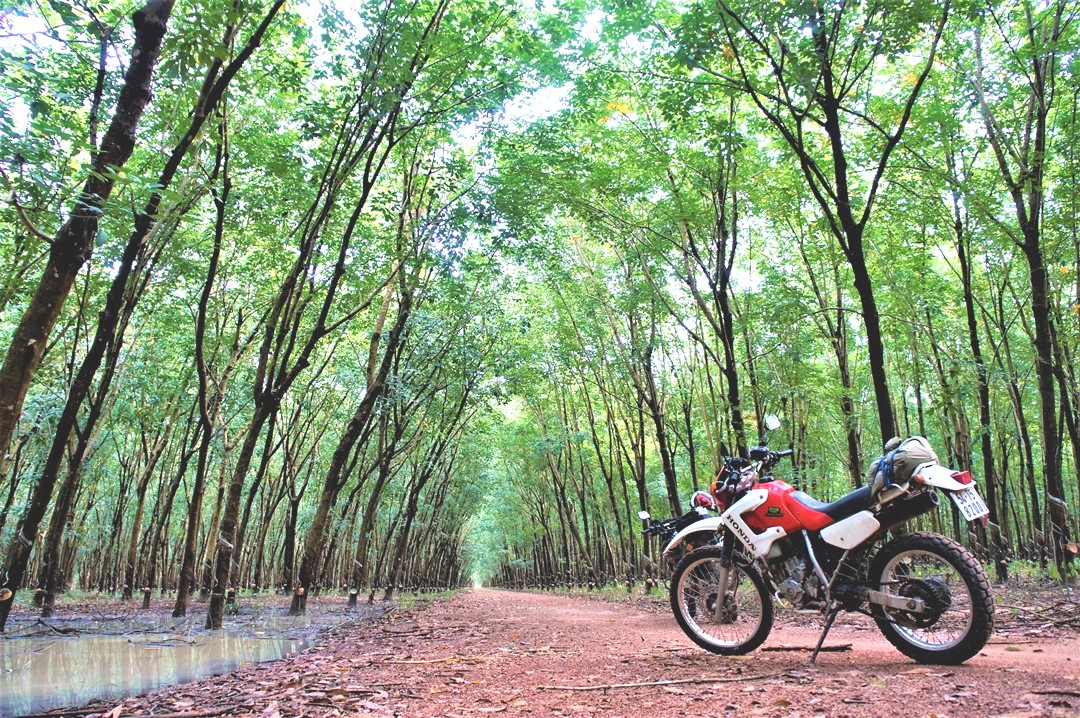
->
[663,517,723,556]
[914,463,976,492]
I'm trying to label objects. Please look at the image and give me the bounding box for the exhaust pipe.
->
[876,490,939,532]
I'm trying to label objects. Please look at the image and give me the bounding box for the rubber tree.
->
[969,0,1077,571]
[0,0,175,632]
[0,0,286,625]
[680,0,952,445]
[201,0,455,627]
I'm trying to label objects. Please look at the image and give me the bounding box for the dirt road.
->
[76,589,1078,717]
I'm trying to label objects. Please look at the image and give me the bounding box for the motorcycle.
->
[666,437,995,665]
[639,491,722,564]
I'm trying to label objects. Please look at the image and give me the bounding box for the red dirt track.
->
[74,588,1079,717]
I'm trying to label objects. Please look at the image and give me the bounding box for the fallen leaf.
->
[258,702,281,718]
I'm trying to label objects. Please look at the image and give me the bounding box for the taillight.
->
[951,470,974,485]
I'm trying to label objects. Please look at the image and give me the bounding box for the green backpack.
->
[866,436,939,498]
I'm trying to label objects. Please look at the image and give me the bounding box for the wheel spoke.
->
[672,549,770,653]
[869,532,994,664]
[880,550,972,648]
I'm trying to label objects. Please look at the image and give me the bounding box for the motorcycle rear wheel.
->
[669,545,773,654]
[868,531,994,664]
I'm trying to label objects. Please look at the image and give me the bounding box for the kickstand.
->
[810,604,840,664]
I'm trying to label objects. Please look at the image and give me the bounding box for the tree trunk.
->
[640,347,681,515]
[0,0,174,633]
[973,8,1071,572]
[796,237,862,486]
[351,419,395,593]
[0,0,174,482]
[1024,243,1069,569]
[122,428,170,599]
[288,290,412,616]
[950,179,1007,577]
[845,242,895,443]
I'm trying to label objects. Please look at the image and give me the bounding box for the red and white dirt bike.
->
[665,438,995,664]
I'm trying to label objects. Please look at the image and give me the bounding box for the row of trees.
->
[474,0,1080,587]
[0,0,528,629]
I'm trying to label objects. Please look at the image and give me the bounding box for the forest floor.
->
[27,579,1080,718]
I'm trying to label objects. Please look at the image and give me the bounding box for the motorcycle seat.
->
[791,486,873,521]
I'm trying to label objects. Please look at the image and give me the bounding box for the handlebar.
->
[714,447,793,495]
[646,450,796,533]
[641,508,708,540]
[759,448,792,475]
[641,519,669,537]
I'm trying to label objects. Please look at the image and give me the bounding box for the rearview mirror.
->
[637,510,651,520]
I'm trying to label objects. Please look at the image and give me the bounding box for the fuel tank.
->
[742,480,835,534]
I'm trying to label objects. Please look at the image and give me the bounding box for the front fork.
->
[712,528,736,623]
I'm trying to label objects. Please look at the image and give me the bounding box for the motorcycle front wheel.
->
[669,545,773,654]
[868,531,994,664]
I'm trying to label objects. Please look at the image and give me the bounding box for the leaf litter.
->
[9,581,1079,718]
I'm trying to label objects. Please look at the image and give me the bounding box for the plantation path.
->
[76,588,1078,717]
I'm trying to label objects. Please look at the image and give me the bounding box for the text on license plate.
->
[950,487,989,521]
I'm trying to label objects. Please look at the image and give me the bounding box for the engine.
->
[772,556,823,609]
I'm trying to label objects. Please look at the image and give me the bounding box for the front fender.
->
[663,517,723,556]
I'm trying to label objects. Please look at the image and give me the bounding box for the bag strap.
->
[881,447,900,488]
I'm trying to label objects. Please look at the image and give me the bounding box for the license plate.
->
[950,487,989,522]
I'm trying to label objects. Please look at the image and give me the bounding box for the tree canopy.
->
[0,0,1078,626]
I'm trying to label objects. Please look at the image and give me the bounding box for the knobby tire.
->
[669,545,773,655]
[868,531,994,664]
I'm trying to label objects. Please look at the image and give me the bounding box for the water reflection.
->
[4,612,320,639]
[0,632,311,716]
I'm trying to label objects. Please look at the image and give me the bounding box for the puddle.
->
[2,612,322,640]
[0,631,312,716]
